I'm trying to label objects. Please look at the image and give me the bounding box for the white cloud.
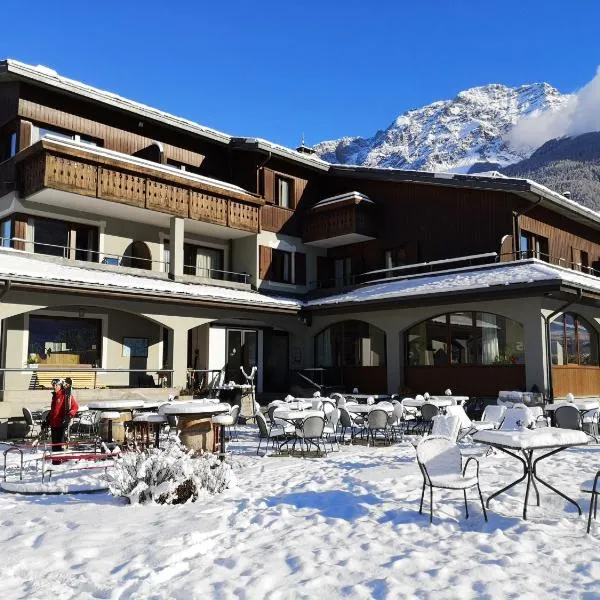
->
[506,67,600,151]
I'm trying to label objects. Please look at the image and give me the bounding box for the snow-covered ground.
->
[1,429,599,599]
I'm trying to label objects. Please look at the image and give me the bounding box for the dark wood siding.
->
[520,207,600,268]
[259,245,272,280]
[0,82,19,126]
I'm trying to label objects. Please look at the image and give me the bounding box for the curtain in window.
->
[481,313,499,364]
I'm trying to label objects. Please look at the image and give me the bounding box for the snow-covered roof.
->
[312,191,374,211]
[0,249,300,311]
[35,135,257,201]
[305,259,600,309]
[1,60,231,145]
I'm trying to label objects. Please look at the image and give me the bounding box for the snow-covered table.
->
[160,402,230,452]
[345,403,393,414]
[349,394,391,403]
[472,428,589,519]
[402,397,453,409]
[272,408,323,421]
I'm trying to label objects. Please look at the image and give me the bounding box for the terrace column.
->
[168,324,189,393]
[169,216,184,279]
[385,329,401,395]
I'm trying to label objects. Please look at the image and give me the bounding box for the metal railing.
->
[0,237,250,283]
[309,250,600,291]
[0,236,168,271]
[0,368,174,392]
[183,264,250,284]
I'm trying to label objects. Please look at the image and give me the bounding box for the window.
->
[520,231,548,261]
[28,315,102,367]
[315,321,386,368]
[272,249,292,283]
[1,218,12,247]
[406,312,525,366]
[276,176,292,208]
[0,131,17,162]
[550,313,599,366]
[334,257,352,286]
[28,216,98,261]
[10,132,17,157]
[36,125,99,146]
[384,246,407,274]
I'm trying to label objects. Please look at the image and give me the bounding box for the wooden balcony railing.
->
[302,203,376,243]
[17,139,262,234]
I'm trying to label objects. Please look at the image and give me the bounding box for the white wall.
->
[208,327,227,372]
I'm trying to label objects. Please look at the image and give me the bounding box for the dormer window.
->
[276,176,292,208]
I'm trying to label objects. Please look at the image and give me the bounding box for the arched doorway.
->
[122,241,152,270]
[404,311,525,396]
[314,320,387,393]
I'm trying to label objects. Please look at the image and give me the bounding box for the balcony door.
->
[225,329,257,384]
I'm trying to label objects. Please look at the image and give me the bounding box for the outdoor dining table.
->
[350,394,391,403]
[88,400,150,442]
[159,401,230,452]
[402,397,454,409]
[271,408,325,452]
[345,403,393,414]
[268,400,313,411]
[472,427,589,519]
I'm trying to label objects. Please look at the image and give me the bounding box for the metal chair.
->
[22,408,40,441]
[366,408,391,446]
[339,406,364,443]
[418,403,439,435]
[554,405,582,431]
[255,412,287,455]
[582,470,600,534]
[293,415,326,457]
[416,436,488,524]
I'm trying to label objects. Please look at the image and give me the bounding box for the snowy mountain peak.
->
[314,82,571,173]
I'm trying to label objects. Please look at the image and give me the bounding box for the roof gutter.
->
[543,288,583,402]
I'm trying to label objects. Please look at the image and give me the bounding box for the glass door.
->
[226,329,257,383]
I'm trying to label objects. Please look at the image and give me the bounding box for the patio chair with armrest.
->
[554,404,583,431]
[417,403,439,436]
[339,406,363,443]
[416,435,488,524]
[293,415,327,458]
[255,412,288,456]
[498,404,535,431]
[366,408,392,446]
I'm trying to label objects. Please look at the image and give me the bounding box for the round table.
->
[402,398,454,409]
[89,400,156,443]
[345,403,393,414]
[272,408,323,421]
[160,402,230,452]
[269,400,312,411]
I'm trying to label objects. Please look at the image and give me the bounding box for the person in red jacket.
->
[46,378,79,462]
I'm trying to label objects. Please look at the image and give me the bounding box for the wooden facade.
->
[302,202,377,244]
[552,366,600,398]
[17,140,262,233]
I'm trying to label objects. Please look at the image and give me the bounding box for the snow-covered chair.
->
[498,404,535,431]
[323,408,340,451]
[430,415,461,443]
[416,436,488,524]
[445,404,494,440]
[478,405,506,429]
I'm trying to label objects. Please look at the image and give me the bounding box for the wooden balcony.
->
[303,202,377,247]
[16,139,262,234]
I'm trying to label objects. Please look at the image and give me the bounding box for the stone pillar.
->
[169,325,189,392]
[385,329,401,395]
[523,309,548,394]
[169,217,184,279]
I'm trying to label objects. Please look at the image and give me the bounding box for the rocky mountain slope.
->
[500,132,600,211]
[314,83,570,173]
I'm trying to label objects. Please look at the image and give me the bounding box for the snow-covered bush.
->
[105,442,235,505]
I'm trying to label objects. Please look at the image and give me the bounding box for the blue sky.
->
[2,0,599,148]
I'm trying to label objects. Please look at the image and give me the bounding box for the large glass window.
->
[550,313,599,366]
[28,316,102,366]
[276,176,291,208]
[406,312,524,366]
[315,321,386,368]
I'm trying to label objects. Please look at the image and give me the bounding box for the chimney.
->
[563,191,571,199]
[296,134,316,155]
